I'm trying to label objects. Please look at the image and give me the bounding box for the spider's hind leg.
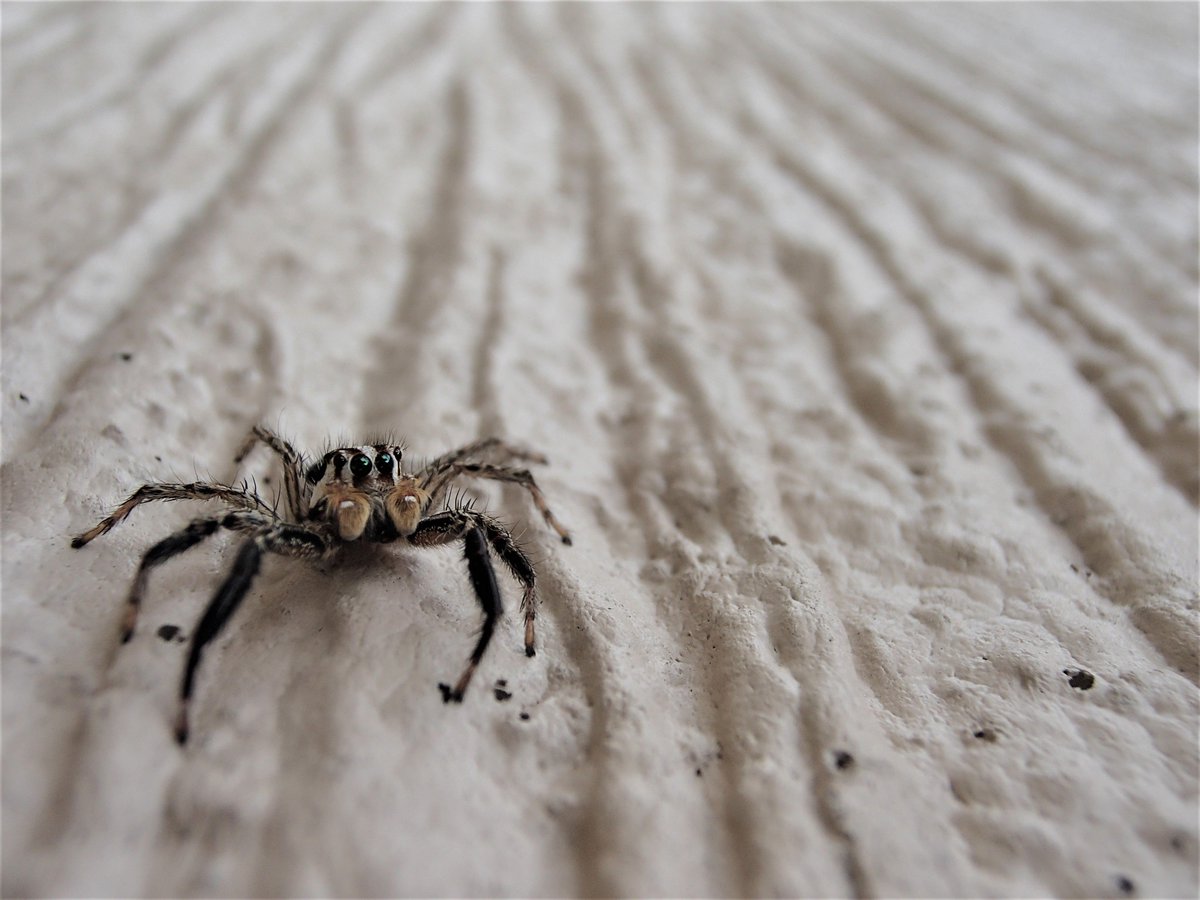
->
[423,462,572,545]
[175,520,329,744]
[234,424,308,520]
[176,537,263,744]
[476,516,539,657]
[71,482,276,548]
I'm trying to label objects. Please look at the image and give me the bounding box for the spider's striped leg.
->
[411,508,540,700]
[175,520,330,744]
[71,482,278,548]
[419,438,549,483]
[475,514,540,657]
[423,462,572,545]
[234,424,308,520]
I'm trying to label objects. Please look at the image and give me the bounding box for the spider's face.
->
[305,445,427,541]
[306,445,404,493]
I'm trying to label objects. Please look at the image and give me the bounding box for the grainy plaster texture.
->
[2,3,1198,897]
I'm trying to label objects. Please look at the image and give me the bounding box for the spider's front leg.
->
[109,509,281,643]
[175,521,331,744]
[410,509,538,702]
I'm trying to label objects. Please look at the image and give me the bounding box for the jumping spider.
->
[71,425,571,744]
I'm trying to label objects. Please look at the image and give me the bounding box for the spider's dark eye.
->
[375,452,393,475]
[350,453,372,478]
[305,462,326,484]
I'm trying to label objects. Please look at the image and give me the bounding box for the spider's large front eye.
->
[305,462,326,484]
[375,452,394,475]
[350,453,372,478]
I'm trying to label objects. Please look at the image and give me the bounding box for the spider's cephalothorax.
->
[71,426,572,744]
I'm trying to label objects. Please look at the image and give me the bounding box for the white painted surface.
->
[2,4,1197,897]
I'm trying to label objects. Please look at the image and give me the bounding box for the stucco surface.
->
[2,3,1198,897]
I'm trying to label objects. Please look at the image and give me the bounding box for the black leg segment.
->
[122,517,221,642]
[438,525,503,703]
[176,538,263,744]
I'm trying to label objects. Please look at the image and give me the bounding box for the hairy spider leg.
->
[234,424,308,520]
[71,482,279,548]
[477,515,540,656]
[420,437,549,476]
[175,520,330,744]
[410,509,532,702]
[422,462,572,545]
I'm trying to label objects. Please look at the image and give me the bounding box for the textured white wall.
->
[3,3,1197,897]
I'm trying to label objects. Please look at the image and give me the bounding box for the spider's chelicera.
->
[71,425,572,744]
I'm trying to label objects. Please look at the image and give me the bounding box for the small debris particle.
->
[119,352,133,362]
[1064,668,1095,690]
[519,712,530,721]
[973,728,997,742]
[1116,875,1135,895]
[1070,564,1079,573]
[768,534,786,546]
[496,679,508,687]
[834,750,854,770]
[18,393,30,403]
[155,456,162,462]
[156,624,185,643]
[494,687,512,702]
[695,768,702,777]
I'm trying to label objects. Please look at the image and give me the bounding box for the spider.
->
[71,425,572,744]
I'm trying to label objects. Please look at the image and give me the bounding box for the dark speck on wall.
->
[833,750,854,770]
[1116,875,1135,895]
[18,393,29,403]
[157,624,185,643]
[119,352,133,361]
[973,728,997,742]
[494,687,512,702]
[767,534,786,546]
[1064,668,1095,690]
[519,712,530,721]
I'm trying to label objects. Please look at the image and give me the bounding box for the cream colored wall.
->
[3,3,1196,896]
